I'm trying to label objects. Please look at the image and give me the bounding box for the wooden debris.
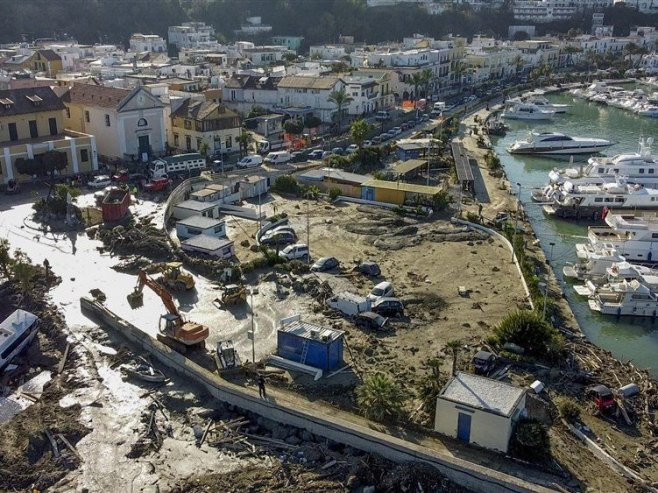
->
[57,434,82,462]
[44,429,60,459]
[57,343,71,374]
[199,419,213,447]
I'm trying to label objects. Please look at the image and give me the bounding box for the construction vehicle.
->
[221,284,247,305]
[127,271,209,353]
[157,262,195,291]
[216,340,241,370]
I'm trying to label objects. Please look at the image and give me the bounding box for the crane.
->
[128,271,209,351]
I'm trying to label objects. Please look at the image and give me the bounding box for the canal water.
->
[491,87,658,377]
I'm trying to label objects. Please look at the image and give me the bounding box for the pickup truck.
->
[143,177,172,192]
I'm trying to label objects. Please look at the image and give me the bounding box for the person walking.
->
[258,374,266,399]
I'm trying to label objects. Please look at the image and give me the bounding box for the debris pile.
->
[92,219,171,258]
[292,277,333,303]
[127,399,170,458]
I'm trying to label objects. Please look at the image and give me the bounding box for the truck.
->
[148,153,206,179]
[256,139,287,154]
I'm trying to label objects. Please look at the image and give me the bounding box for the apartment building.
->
[0,86,97,184]
[168,22,215,49]
[513,0,612,22]
[170,99,240,156]
[276,75,345,123]
[224,74,283,114]
[129,34,167,53]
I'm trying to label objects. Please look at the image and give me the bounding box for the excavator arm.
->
[132,271,181,318]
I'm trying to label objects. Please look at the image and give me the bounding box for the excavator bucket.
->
[127,289,144,309]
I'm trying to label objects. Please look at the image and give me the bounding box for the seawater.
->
[491,87,658,376]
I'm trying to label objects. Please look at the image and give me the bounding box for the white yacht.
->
[585,213,658,263]
[500,102,555,121]
[563,246,625,281]
[542,180,658,219]
[508,131,612,156]
[573,261,658,295]
[517,93,571,113]
[549,138,658,185]
[588,279,658,317]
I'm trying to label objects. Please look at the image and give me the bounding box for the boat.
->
[523,95,570,113]
[0,310,40,372]
[637,105,658,118]
[587,278,658,317]
[549,138,658,185]
[507,131,612,156]
[486,118,507,136]
[121,360,167,383]
[563,246,625,281]
[585,213,658,262]
[500,102,555,121]
[573,261,658,295]
[542,180,658,220]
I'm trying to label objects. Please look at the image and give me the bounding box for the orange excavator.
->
[128,271,209,353]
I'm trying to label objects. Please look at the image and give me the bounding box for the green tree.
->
[328,88,353,135]
[350,118,370,162]
[356,373,407,423]
[510,419,551,462]
[0,238,12,278]
[420,68,433,100]
[304,115,322,129]
[494,310,564,360]
[410,71,424,105]
[416,358,447,414]
[244,106,268,129]
[283,119,304,135]
[237,130,252,157]
[199,142,210,159]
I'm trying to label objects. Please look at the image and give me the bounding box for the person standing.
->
[258,374,266,399]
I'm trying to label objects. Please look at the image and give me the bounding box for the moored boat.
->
[508,131,612,156]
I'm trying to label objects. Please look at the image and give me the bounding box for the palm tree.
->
[410,72,424,107]
[416,358,447,414]
[327,89,353,135]
[513,55,524,78]
[0,239,12,279]
[446,340,462,376]
[350,118,370,162]
[420,68,433,100]
[237,130,252,157]
[356,373,406,423]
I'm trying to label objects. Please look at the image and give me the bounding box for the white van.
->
[236,155,263,169]
[433,101,446,111]
[264,151,292,165]
[278,243,309,260]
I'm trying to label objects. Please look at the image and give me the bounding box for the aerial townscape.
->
[4,0,658,492]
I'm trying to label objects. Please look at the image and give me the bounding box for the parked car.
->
[236,155,264,169]
[367,281,395,302]
[378,133,390,142]
[112,169,130,183]
[345,144,358,154]
[362,140,373,148]
[321,151,333,159]
[371,136,382,145]
[311,256,340,272]
[400,122,411,131]
[372,297,404,317]
[353,261,381,277]
[391,126,402,136]
[354,311,388,331]
[331,147,345,155]
[260,231,296,246]
[89,175,112,189]
[472,350,497,375]
[385,130,397,140]
[308,149,324,160]
[290,151,308,163]
[278,243,309,261]
[587,384,616,412]
[143,177,172,192]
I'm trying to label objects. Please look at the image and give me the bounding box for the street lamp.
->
[247,287,259,364]
[549,241,556,264]
[511,182,522,262]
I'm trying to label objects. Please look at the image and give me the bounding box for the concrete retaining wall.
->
[80,297,554,493]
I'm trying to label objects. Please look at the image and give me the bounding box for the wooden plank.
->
[58,434,82,462]
[200,419,214,447]
[57,343,71,374]
[44,429,60,458]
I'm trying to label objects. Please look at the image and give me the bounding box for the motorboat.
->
[542,179,658,219]
[586,213,658,263]
[121,360,167,383]
[573,261,658,295]
[516,93,571,113]
[637,105,658,118]
[588,279,658,317]
[0,310,40,372]
[508,131,612,156]
[549,138,658,185]
[563,245,625,281]
[500,102,555,121]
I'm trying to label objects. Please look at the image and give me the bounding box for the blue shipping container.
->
[277,320,344,372]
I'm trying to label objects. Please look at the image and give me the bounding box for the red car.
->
[143,177,172,192]
[112,169,130,183]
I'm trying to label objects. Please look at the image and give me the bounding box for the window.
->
[214,225,224,234]
[187,228,202,235]
[137,118,147,127]
[640,168,645,174]
[48,117,58,136]
[29,120,38,138]
[594,198,603,202]
[8,122,17,141]
[196,138,202,150]
[650,169,655,174]
[222,247,232,256]
[65,107,70,118]
[184,120,192,130]
[185,136,191,151]
[174,133,179,147]
[80,149,89,162]
[225,136,232,149]
[85,111,90,123]
[104,114,111,127]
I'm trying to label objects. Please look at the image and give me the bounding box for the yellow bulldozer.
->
[157,262,195,291]
[221,284,247,305]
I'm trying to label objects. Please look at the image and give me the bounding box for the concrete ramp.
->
[218,204,265,220]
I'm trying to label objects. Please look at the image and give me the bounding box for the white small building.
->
[176,216,226,240]
[129,34,167,53]
[190,188,223,203]
[239,175,269,199]
[181,235,235,258]
[172,199,219,220]
[435,372,526,453]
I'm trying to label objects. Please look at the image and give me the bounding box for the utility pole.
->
[257,191,262,233]
[306,201,310,265]
[249,288,257,364]
[427,133,431,186]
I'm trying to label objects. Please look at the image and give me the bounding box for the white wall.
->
[434,396,526,453]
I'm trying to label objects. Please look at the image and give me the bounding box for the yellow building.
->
[361,179,441,206]
[0,86,97,184]
[22,50,64,78]
[170,99,240,156]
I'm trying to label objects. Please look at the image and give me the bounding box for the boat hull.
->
[509,144,612,155]
[588,298,658,317]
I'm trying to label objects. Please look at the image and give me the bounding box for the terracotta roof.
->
[278,76,340,90]
[172,98,238,122]
[0,86,65,117]
[64,83,131,108]
[38,49,61,62]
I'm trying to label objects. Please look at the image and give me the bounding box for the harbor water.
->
[491,87,658,376]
